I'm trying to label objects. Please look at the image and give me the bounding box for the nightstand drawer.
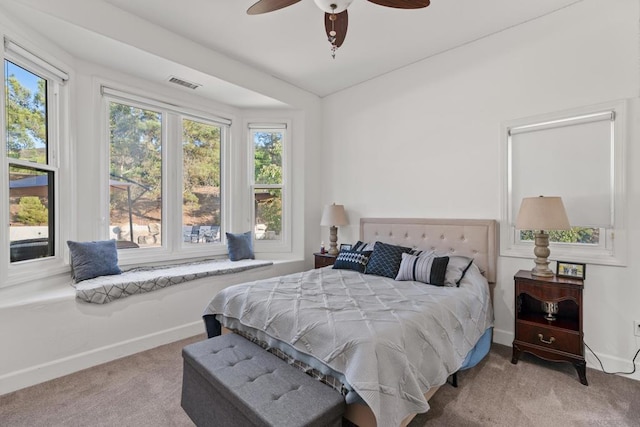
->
[517,322,581,355]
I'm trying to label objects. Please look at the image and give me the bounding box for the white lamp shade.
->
[516,196,571,231]
[314,0,353,13]
[320,203,348,226]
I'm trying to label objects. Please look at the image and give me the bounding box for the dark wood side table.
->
[314,252,337,268]
[512,269,587,385]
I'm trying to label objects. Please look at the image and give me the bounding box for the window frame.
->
[247,121,291,253]
[101,86,231,266]
[500,100,627,266]
[1,39,71,288]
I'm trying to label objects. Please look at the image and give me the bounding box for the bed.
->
[203,218,497,426]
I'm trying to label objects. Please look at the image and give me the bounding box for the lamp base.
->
[531,231,555,277]
[328,226,339,256]
[531,266,555,278]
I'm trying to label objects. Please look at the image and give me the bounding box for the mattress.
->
[203,263,493,426]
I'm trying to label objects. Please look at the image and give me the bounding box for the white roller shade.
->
[101,86,232,126]
[5,39,69,83]
[248,123,287,129]
[510,112,614,227]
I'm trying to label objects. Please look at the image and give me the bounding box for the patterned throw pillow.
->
[67,239,122,283]
[365,241,413,278]
[352,240,375,252]
[333,250,373,273]
[395,252,450,286]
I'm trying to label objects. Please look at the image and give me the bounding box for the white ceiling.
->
[5,0,582,107]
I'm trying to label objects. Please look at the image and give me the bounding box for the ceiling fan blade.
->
[325,10,348,48]
[247,0,301,15]
[366,0,430,9]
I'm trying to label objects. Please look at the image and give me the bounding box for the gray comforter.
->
[204,264,493,427]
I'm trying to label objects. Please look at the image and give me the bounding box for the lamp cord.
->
[584,341,640,376]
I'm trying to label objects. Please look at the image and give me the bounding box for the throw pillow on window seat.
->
[226,231,255,261]
[67,239,122,283]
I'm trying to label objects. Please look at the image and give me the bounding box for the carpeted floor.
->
[1,336,638,426]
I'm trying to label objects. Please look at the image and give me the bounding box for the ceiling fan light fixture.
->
[313,0,353,14]
[247,0,431,58]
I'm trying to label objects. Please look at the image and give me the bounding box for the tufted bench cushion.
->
[181,333,345,427]
[74,259,273,304]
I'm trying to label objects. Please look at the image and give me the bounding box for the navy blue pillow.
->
[226,231,254,261]
[67,239,122,283]
[365,241,413,278]
[333,250,373,273]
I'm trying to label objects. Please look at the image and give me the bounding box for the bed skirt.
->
[203,314,492,400]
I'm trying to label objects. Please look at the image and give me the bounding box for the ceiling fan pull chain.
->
[329,12,338,58]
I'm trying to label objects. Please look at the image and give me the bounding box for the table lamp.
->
[515,196,570,277]
[320,203,348,256]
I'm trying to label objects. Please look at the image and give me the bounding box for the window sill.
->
[0,271,75,309]
[500,245,626,267]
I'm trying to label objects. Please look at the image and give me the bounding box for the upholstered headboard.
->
[360,218,498,284]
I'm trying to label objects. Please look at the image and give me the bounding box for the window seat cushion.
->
[73,259,273,304]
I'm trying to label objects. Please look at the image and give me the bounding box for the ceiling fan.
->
[247,0,431,58]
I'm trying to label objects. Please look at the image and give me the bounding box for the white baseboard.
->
[492,327,513,347]
[0,321,204,396]
[492,328,640,382]
[583,342,640,382]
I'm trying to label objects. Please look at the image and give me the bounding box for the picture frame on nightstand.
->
[556,261,586,280]
[339,244,352,251]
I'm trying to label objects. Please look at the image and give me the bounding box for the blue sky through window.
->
[5,60,41,93]
[5,60,47,152]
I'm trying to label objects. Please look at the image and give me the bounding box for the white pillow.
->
[444,256,475,287]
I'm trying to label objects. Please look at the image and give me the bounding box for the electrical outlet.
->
[635,321,640,337]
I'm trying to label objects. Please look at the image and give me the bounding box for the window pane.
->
[9,166,54,262]
[5,61,47,164]
[254,188,282,241]
[519,227,600,245]
[182,118,221,245]
[254,131,282,184]
[109,102,162,248]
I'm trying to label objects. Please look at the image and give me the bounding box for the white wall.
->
[322,0,640,380]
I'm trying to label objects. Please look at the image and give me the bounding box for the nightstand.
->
[314,252,337,268]
[512,270,587,385]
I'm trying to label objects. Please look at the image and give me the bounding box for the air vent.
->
[168,76,201,90]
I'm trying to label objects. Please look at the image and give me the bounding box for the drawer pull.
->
[538,334,555,345]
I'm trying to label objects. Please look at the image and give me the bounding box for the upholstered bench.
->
[181,333,345,427]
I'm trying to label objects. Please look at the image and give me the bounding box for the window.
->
[501,100,626,265]
[103,87,229,260]
[109,102,162,248]
[2,39,69,288]
[250,124,286,244]
[6,59,54,263]
[182,117,222,245]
